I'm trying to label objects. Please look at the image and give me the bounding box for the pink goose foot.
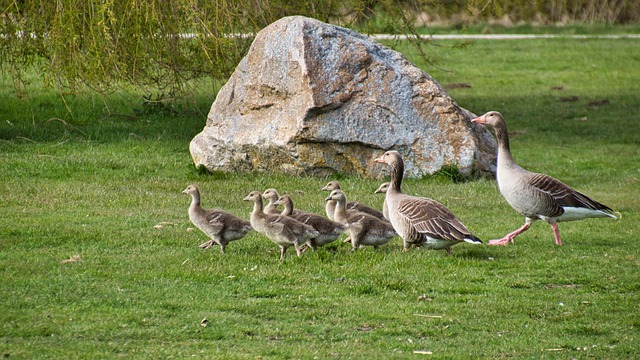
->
[488,223,531,246]
[488,236,516,246]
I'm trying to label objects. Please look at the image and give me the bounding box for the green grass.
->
[1,35,639,358]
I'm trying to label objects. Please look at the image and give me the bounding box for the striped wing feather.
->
[397,197,473,242]
[527,173,614,214]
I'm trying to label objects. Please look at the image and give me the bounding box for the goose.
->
[321,180,386,221]
[326,189,397,251]
[374,151,482,254]
[243,191,319,260]
[262,188,283,215]
[374,182,391,221]
[182,184,252,253]
[471,111,618,245]
[274,194,347,250]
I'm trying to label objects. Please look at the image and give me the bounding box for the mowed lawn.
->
[1,36,639,358]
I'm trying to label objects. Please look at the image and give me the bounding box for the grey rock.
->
[189,16,497,178]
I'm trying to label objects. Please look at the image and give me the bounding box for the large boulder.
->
[190,16,496,178]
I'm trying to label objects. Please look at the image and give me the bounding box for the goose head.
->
[471,111,504,127]
[374,150,402,166]
[182,184,199,196]
[325,189,346,203]
[274,194,293,208]
[262,188,280,202]
[374,182,390,194]
[243,191,262,203]
[321,180,341,191]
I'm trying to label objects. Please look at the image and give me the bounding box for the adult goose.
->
[182,184,252,253]
[275,194,347,250]
[243,191,319,260]
[471,111,618,245]
[262,188,283,215]
[326,189,397,252]
[374,182,391,221]
[321,180,386,221]
[374,151,482,254]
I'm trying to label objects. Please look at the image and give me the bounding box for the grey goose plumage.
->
[275,194,347,250]
[183,184,252,253]
[374,151,482,254]
[243,191,319,260]
[326,189,397,251]
[471,111,618,245]
[321,180,387,221]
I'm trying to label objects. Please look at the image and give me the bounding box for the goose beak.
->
[182,188,188,194]
[374,155,384,163]
[324,195,332,202]
[471,115,485,124]
[320,185,328,191]
[243,195,251,201]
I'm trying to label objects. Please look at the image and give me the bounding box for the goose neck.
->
[333,198,347,222]
[190,190,201,207]
[389,159,404,193]
[252,197,264,216]
[494,121,515,165]
[281,200,293,216]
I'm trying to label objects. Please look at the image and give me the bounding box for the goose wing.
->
[527,173,614,214]
[204,211,228,233]
[397,197,475,242]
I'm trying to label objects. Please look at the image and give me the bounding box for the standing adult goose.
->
[275,194,347,250]
[262,188,283,215]
[374,182,391,221]
[471,111,618,246]
[326,189,397,252]
[321,180,386,221]
[243,191,319,260]
[182,184,252,253]
[374,151,482,254]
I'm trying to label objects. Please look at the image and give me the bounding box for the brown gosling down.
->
[275,194,347,250]
[321,180,387,221]
[326,189,397,252]
[341,182,390,246]
[243,191,319,260]
[182,184,252,253]
[471,111,619,246]
[262,188,283,215]
[374,151,482,254]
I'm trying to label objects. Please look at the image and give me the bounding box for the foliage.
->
[2,0,638,100]
[441,0,640,24]
[0,0,426,98]
[1,34,639,358]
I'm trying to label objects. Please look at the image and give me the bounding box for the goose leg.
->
[294,242,302,257]
[402,239,410,252]
[550,223,563,246]
[219,242,226,254]
[279,246,287,260]
[488,222,531,246]
[350,232,360,252]
[199,240,215,249]
[445,247,452,256]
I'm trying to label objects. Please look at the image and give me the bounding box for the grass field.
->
[1,34,639,358]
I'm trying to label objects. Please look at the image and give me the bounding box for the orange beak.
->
[471,115,485,124]
[374,156,384,163]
